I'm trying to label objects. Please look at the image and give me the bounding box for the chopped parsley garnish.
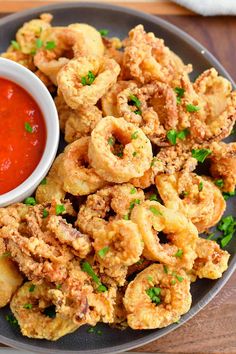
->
[136,258,144,265]
[129,199,141,210]
[99,29,109,36]
[130,187,137,194]
[171,279,176,285]
[167,129,189,145]
[36,38,43,48]
[123,214,129,220]
[133,151,137,157]
[147,275,153,283]
[174,87,185,104]
[43,209,49,218]
[163,265,168,274]
[131,130,138,140]
[56,284,62,289]
[24,121,33,133]
[179,191,188,199]
[6,314,19,328]
[81,261,107,292]
[149,206,162,216]
[151,157,160,167]
[215,179,224,188]
[87,327,103,335]
[29,284,36,292]
[186,104,200,112]
[175,249,183,258]
[149,194,159,202]
[198,181,204,192]
[44,305,56,318]
[98,246,109,258]
[129,94,142,115]
[45,41,56,50]
[108,137,115,146]
[23,303,33,310]
[11,40,20,50]
[81,71,96,86]
[191,148,211,163]
[24,197,36,206]
[55,204,65,215]
[217,215,236,248]
[40,177,47,185]
[146,287,161,305]
[176,275,183,282]
[222,190,236,201]
[206,232,215,240]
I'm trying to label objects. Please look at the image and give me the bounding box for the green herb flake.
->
[149,206,162,216]
[215,179,224,188]
[222,190,236,201]
[87,327,95,333]
[6,314,19,328]
[11,40,20,50]
[163,265,168,274]
[130,187,137,194]
[207,232,215,240]
[108,137,115,146]
[191,148,211,163]
[198,181,204,192]
[167,130,177,145]
[177,128,190,140]
[81,71,95,86]
[45,41,56,50]
[129,94,141,108]
[171,279,176,285]
[133,151,137,157]
[147,275,153,283]
[176,275,184,282]
[98,246,109,258]
[97,284,107,293]
[131,130,139,140]
[55,204,65,215]
[129,199,141,210]
[123,214,130,220]
[136,258,144,265]
[175,249,183,258]
[217,215,236,248]
[24,197,36,206]
[99,29,109,36]
[186,104,201,112]
[36,38,43,48]
[40,177,47,185]
[23,303,33,310]
[149,194,159,202]
[56,284,62,289]
[81,261,106,292]
[29,284,36,292]
[43,209,49,218]
[24,121,33,133]
[146,287,161,305]
[174,87,185,104]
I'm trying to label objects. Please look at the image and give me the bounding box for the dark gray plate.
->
[0,3,235,354]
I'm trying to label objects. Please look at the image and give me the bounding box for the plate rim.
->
[0,2,235,354]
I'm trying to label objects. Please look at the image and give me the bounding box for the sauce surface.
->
[0,78,46,195]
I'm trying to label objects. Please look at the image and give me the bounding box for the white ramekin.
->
[0,57,59,207]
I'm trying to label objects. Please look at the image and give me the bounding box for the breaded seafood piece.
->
[57,56,120,109]
[155,172,226,233]
[210,142,236,193]
[131,201,198,270]
[88,117,153,183]
[123,264,192,329]
[193,238,230,279]
[0,254,23,308]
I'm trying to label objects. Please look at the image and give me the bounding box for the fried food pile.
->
[1,14,236,340]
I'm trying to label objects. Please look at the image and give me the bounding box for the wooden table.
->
[1,1,236,353]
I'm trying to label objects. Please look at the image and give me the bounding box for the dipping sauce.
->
[0,78,46,195]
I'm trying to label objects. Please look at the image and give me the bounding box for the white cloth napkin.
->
[171,0,236,15]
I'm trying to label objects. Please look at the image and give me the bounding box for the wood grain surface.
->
[0,4,236,354]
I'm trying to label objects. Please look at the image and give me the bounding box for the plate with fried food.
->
[0,2,236,354]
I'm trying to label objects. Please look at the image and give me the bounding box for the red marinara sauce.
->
[0,78,46,195]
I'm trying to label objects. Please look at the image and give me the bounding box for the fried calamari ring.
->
[77,183,145,236]
[123,25,191,85]
[16,13,53,54]
[101,81,135,117]
[117,82,178,146]
[189,69,236,143]
[36,154,66,203]
[46,215,92,258]
[58,137,106,196]
[193,238,230,279]
[210,142,236,193]
[54,94,102,143]
[10,282,80,340]
[123,264,192,329]
[155,172,226,233]
[131,201,198,270]
[57,56,120,109]
[1,48,36,71]
[0,254,23,308]
[93,220,144,267]
[88,117,153,183]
